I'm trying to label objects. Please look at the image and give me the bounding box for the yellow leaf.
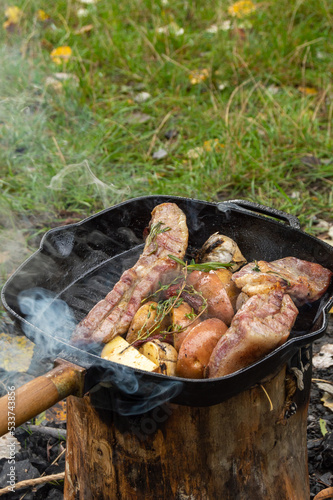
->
[188,68,209,85]
[330,306,333,313]
[3,6,23,29]
[228,0,256,18]
[45,400,67,424]
[37,9,50,21]
[50,46,72,65]
[203,139,225,152]
[0,333,34,372]
[298,86,318,96]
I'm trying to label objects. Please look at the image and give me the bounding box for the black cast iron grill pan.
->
[0,196,332,433]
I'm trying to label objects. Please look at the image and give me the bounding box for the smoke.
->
[48,160,129,208]
[18,288,76,349]
[16,287,183,415]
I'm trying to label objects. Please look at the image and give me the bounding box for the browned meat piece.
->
[206,288,299,378]
[232,257,332,307]
[187,270,235,325]
[72,203,189,345]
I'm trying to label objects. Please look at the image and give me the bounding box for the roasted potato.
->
[214,268,241,311]
[126,301,169,344]
[170,301,201,351]
[187,271,234,325]
[176,318,228,379]
[139,340,178,376]
[101,336,160,372]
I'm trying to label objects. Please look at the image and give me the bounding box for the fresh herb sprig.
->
[169,255,233,271]
[146,221,171,254]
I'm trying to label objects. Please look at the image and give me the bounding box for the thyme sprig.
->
[168,255,233,271]
[146,221,171,254]
[130,267,208,347]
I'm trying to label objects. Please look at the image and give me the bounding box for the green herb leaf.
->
[168,255,233,271]
[146,221,171,254]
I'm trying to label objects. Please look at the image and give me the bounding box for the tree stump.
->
[64,361,311,500]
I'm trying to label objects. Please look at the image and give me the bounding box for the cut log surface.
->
[65,362,311,500]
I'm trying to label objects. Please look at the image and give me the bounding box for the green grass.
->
[0,0,332,254]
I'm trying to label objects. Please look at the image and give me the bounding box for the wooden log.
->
[64,362,311,500]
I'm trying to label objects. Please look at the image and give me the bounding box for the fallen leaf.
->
[45,77,63,92]
[164,129,178,140]
[152,148,168,160]
[313,344,333,369]
[77,8,89,17]
[321,392,333,412]
[300,154,321,167]
[50,46,72,65]
[0,433,21,460]
[45,400,67,423]
[187,146,204,159]
[228,0,256,18]
[3,6,23,29]
[319,418,329,436]
[203,138,225,152]
[125,111,152,124]
[189,68,209,85]
[75,24,94,34]
[298,86,318,96]
[157,22,184,36]
[134,92,151,103]
[0,333,34,372]
[45,72,79,92]
[207,20,232,33]
[36,9,50,22]
[53,72,79,84]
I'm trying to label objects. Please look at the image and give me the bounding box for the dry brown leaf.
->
[75,24,94,35]
[313,344,333,368]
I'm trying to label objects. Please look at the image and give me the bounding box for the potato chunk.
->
[139,340,178,376]
[170,301,200,351]
[176,318,228,379]
[101,336,160,372]
[126,301,169,344]
[214,268,241,311]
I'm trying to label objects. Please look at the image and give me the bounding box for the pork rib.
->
[72,203,189,345]
[206,288,299,378]
[232,256,332,306]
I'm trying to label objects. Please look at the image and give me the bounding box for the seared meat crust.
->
[206,288,299,378]
[72,203,188,344]
[232,256,332,306]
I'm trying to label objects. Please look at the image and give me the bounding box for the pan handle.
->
[0,359,85,437]
[218,199,301,229]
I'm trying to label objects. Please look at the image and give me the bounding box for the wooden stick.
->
[22,424,67,440]
[0,472,65,496]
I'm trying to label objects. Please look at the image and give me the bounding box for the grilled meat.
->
[232,256,332,307]
[72,203,189,345]
[206,288,299,378]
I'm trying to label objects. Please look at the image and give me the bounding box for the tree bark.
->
[64,362,311,500]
